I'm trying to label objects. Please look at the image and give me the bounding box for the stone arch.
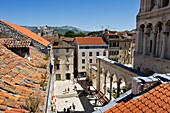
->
[139,24,145,53]
[146,23,153,54]
[155,21,163,32]
[150,0,155,10]
[165,20,170,26]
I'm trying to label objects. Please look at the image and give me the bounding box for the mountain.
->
[22,25,89,34]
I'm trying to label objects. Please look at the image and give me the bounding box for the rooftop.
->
[53,39,74,48]
[0,38,32,48]
[94,73,170,113]
[104,82,170,113]
[0,44,49,112]
[0,20,50,47]
[76,37,107,45]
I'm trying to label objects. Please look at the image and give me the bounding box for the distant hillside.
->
[22,25,89,34]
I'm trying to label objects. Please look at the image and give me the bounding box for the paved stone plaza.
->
[54,80,84,112]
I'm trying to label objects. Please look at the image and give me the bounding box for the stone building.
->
[53,39,74,80]
[104,34,133,65]
[75,37,108,77]
[43,26,54,36]
[134,0,170,74]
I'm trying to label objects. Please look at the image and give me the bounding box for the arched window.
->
[150,0,155,10]
[162,0,169,7]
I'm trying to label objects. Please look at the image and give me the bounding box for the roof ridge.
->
[0,20,50,47]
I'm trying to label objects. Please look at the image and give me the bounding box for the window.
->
[90,59,92,63]
[103,52,106,56]
[66,65,70,70]
[124,51,126,55]
[79,46,108,49]
[82,66,85,69]
[89,52,92,56]
[125,43,126,47]
[66,56,69,61]
[110,42,119,47]
[96,59,98,63]
[82,52,85,57]
[55,64,60,70]
[109,51,119,55]
[96,52,99,56]
[82,59,85,64]
[66,49,69,53]
[56,74,61,80]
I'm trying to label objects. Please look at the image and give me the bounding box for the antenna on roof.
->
[107,25,110,30]
[101,26,104,31]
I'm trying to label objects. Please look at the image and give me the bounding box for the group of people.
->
[64,87,70,93]
[63,103,76,113]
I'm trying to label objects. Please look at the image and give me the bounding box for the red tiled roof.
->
[0,20,50,47]
[63,38,74,42]
[5,108,26,113]
[76,37,106,45]
[104,82,170,113]
[0,38,32,48]
[0,44,49,112]
[106,34,117,36]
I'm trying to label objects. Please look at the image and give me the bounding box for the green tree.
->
[87,32,93,36]
[65,31,75,38]
[75,32,87,37]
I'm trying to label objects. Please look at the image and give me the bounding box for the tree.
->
[75,32,87,37]
[65,31,75,38]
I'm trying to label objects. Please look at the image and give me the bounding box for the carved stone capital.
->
[144,28,151,34]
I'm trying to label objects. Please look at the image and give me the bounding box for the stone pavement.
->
[53,79,104,113]
[54,80,84,112]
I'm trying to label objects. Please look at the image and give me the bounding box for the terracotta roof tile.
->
[76,37,107,45]
[105,82,170,113]
[0,20,50,47]
[0,45,49,111]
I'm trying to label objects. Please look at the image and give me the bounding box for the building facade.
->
[134,0,170,74]
[104,34,133,65]
[75,37,108,77]
[53,40,74,80]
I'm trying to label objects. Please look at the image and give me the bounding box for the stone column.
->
[143,33,147,55]
[155,32,160,57]
[116,79,121,98]
[97,59,101,91]
[151,32,157,56]
[160,26,168,58]
[160,32,167,58]
[104,74,107,95]
[110,76,113,101]
[135,30,140,53]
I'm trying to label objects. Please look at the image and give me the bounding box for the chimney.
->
[131,76,159,95]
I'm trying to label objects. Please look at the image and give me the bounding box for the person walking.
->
[72,103,75,111]
[67,87,70,93]
[63,108,66,113]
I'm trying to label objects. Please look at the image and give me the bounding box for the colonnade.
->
[136,22,170,59]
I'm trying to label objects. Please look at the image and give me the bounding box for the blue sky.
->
[0,0,140,31]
